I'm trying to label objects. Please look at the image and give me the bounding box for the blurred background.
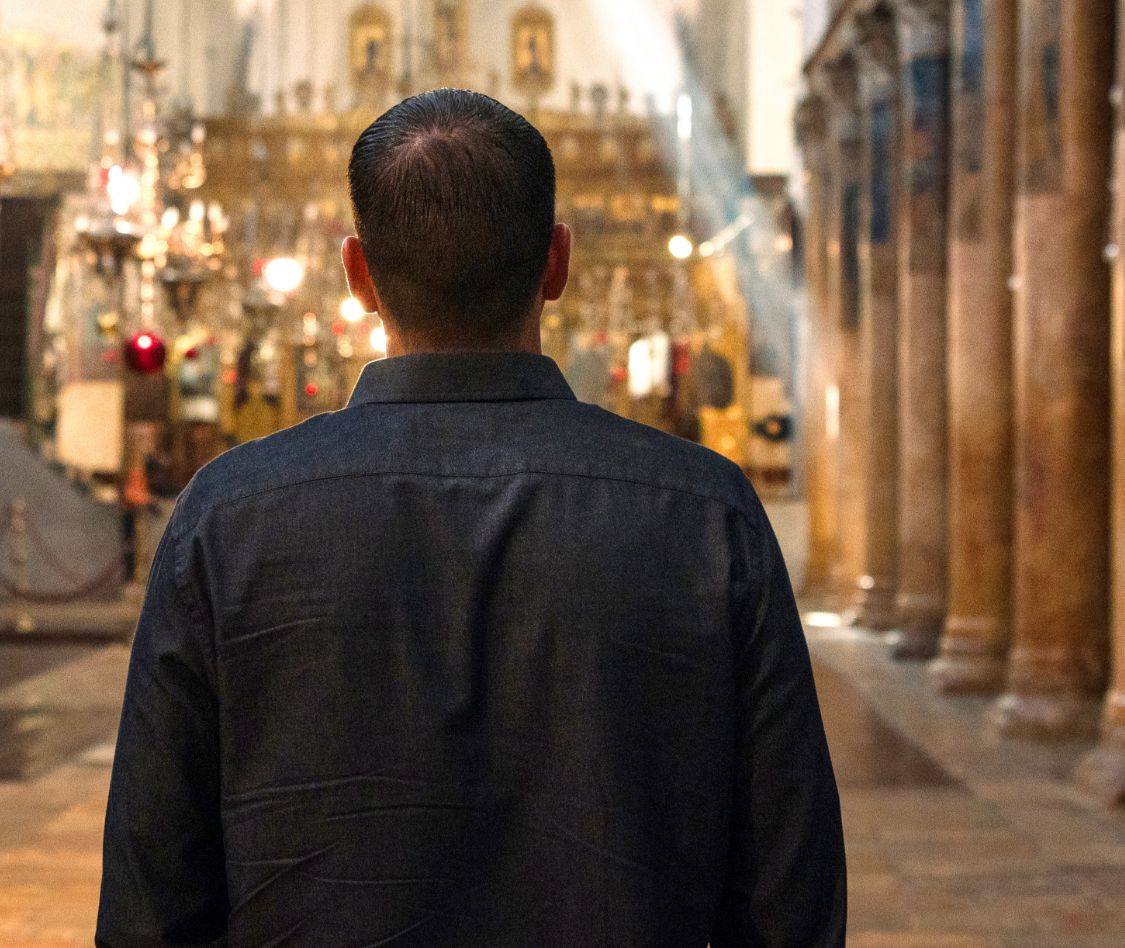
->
[0,1,1124,945]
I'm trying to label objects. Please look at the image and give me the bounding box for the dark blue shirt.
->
[98,352,845,947]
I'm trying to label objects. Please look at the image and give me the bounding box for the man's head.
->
[343,88,571,353]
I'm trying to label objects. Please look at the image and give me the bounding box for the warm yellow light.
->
[826,384,840,441]
[805,611,842,629]
[340,297,366,323]
[699,241,716,258]
[263,257,304,294]
[106,165,141,216]
[677,92,693,142]
[138,233,161,259]
[369,323,387,352]
[668,234,694,260]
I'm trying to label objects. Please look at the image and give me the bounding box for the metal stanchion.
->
[8,500,35,634]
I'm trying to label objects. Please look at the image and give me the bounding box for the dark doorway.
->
[0,197,55,419]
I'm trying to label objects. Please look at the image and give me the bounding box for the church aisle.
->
[811,626,1125,948]
[0,630,1123,945]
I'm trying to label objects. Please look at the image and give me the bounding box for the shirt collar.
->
[347,351,577,406]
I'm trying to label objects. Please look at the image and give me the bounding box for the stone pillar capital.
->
[819,54,863,142]
[890,0,950,56]
[854,6,900,99]
[794,94,829,168]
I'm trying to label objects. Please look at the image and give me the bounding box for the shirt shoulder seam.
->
[172,467,759,539]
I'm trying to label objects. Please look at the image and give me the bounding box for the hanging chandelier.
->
[75,0,229,350]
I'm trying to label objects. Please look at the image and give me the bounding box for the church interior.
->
[2,0,798,499]
[1,1,1124,945]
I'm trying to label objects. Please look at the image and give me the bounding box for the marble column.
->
[851,6,901,630]
[889,0,951,659]
[794,95,839,601]
[1075,5,1125,796]
[990,0,1113,739]
[822,55,867,607]
[930,0,1017,692]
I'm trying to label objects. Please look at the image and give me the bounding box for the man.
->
[98,89,846,946]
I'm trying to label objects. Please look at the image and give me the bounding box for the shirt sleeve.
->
[710,512,847,947]
[96,513,229,947]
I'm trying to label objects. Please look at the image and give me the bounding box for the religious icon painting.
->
[349,4,393,92]
[907,55,951,272]
[1021,0,1062,193]
[953,0,985,240]
[434,1,467,78]
[870,99,893,245]
[511,5,556,95]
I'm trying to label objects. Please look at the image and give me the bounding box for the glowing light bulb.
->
[263,257,305,294]
[677,93,693,142]
[124,332,166,374]
[668,234,694,260]
[106,165,141,216]
[340,296,366,323]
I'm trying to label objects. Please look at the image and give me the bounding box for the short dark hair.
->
[348,89,557,343]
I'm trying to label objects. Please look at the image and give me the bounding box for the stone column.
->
[889,0,951,659]
[851,6,901,630]
[1075,4,1125,798]
[990,0,1113,739]
[794,95,839,601]
[930,0,1018,692]
[822,55,867,607]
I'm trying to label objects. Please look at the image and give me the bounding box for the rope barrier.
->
[24,515,119,588]
[0,561,125,604]
[1,500,129,605]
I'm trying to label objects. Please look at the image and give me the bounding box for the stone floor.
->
[1,626,1123,946]
[0,750,111,947]
[810,624,1125,948]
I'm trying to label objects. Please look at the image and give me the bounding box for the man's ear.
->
[341,236,382,313]
[542,223,572,303]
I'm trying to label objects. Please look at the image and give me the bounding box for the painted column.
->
[990,0,1113,739]
[890,0,951,659]
[823,55,867,607]
[851,6,901,630]
[794,95,839,601]
[930,0,1018,692]
[1076,0,1125,801]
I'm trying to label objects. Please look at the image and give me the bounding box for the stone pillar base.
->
[988,691,1101,742]
[849,577,897,630]
[1074,693,1125,806]
[893,626,941,661]
[928,616,1008,693]
[800,576,837,598]
[929,651,1006,694]
[1074,739,1125,806]
[800,579,844,612]
[892,593,943,660]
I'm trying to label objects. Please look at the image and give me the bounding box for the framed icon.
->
[511,5,555,94]
[349,4,393,91]
[434,1,467,77]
